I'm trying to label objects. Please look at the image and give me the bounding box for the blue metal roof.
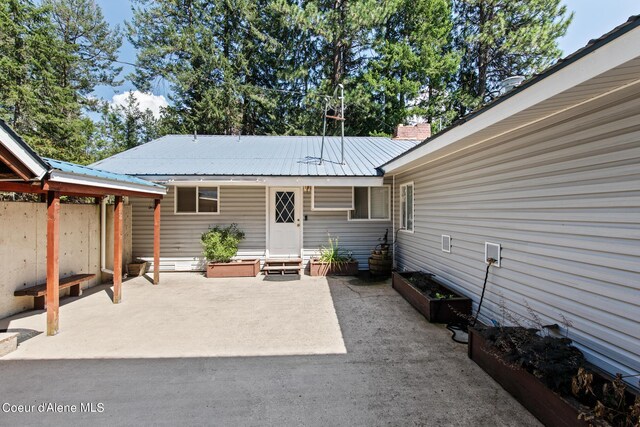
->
[45,158,164,188]
[90,135,418,177]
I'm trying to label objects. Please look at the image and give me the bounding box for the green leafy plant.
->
[318,237,351,265]
[201,223,245,263]
[408,272,457,299]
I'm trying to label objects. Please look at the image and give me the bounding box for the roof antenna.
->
[320,84,346,165]
[319,96,330,165]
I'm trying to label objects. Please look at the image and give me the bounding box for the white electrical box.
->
[441,235,451,253]
[485,242,501,267]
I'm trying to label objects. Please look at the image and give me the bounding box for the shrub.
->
[318,237,351,265]
[201,223,245,263]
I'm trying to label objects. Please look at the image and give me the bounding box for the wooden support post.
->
[153,199,161,285]
[113,196,123,303]
[46,191,60,336]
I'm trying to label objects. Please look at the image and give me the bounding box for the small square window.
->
[349,186,390,221]
[175,186,219,214]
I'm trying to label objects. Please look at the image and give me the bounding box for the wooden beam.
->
[153,199,161,285]
[44,181,163,199]
[0,181,46,194]
[46,191,60,336]
[113,196,123,303]
[0,144,33,181]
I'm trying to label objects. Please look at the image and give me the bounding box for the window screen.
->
[176,187,197,213]
[370,187,389,219]
[198,188,218,212]
[401,183,414,231]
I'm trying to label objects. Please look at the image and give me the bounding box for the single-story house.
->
[92,17,640,379]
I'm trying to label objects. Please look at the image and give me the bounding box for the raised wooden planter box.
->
[206,259,260,278]
[468,327,589,427]
[309,259,359,276]
[127,261,148,276]
[392,271,471,323]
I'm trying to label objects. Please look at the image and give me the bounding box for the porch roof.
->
[90,135,418,178]
[0,119,166,198]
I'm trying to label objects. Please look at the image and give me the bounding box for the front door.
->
[268,187,302,258]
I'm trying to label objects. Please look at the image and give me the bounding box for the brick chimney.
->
[393,123,431,141]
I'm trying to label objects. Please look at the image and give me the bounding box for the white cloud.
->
[111,91,168,119]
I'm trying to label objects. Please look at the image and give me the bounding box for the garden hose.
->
[447,258,496,344]
[472,258,496,328]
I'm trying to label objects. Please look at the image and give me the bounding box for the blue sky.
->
[93,0,640,107]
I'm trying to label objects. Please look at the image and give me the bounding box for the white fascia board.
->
[383,25,640,174]
[163,176,384,187]
[48,171,167,195]
[0,125,48,179]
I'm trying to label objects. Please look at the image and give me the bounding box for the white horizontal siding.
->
[312,186,352,210]
[130,186,266,270]
[304,178,393,269]
[393,90,640,378]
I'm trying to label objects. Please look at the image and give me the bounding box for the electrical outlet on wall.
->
[485,242,501,267]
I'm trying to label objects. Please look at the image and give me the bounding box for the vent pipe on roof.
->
[193,130,198,143]
[500,76,525,94]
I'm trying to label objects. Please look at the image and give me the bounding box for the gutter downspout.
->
[392,174,396,270]
[101,198,113,275]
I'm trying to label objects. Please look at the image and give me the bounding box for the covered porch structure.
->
[0,120,166,335]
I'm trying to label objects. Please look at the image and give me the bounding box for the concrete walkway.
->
[0,274,539,426]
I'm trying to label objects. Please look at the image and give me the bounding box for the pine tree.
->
[452,0,573,117]
[92,92,160,160]
[356,0,459,135]
[129,0,276,135]
[45,0,122,110]
[0,0,121,163]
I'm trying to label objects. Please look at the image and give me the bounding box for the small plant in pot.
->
[310,237,358,276]
[201,223,259,278]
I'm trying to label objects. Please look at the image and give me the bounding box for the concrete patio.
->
[1,274,346,359]
[0,274,539,426]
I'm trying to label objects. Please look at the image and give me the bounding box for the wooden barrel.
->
[369,251,392,276]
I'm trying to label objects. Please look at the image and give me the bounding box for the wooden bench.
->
[263,258,302,275]
[14,273,96,310]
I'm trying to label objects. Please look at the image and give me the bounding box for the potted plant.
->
[392,271,471,323]
[201,223,260,278]
[468,322,640,427]
[309,237,358,276]
[127,259,148,276]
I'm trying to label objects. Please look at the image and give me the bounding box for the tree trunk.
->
[331,0,345,87]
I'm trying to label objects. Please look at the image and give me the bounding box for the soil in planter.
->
[479,326,585,395]
[408,272,459,300]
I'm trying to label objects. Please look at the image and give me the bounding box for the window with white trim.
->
[400,182,414,232]
[349,186,390,220]
[175,186,219,214]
